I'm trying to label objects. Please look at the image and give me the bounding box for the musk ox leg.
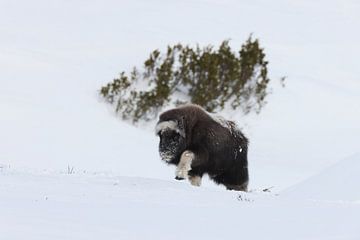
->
[224,181,248,192]
[175,150,195,180]
[188,175,202,186]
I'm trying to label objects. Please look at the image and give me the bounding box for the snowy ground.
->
[1,165,359,240]
[1,0,360,239]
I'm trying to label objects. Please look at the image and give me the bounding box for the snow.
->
[283,153,360,202]
[1,0,360,239]
[1,168,360,240]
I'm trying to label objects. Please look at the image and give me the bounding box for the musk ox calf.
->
[155,104,249,191]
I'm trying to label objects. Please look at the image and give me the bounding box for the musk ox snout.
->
[157,128,186,163]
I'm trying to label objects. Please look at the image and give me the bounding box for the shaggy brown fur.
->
[156,104,249,191]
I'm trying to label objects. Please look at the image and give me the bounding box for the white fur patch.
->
[155,120,185,137]
[211,115,232,130]
[211,114,244,138]
[175,150,194,179]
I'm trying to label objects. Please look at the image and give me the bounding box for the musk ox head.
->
[155,119,186,164]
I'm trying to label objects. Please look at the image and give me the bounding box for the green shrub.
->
[100,36,272,123]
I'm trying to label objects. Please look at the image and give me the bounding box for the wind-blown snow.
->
[1,0,360,239]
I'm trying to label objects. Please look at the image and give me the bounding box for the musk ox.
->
[155,104,249,191]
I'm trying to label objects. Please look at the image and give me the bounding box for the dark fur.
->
[156,104,249,191]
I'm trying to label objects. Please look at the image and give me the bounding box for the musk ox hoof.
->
[175,168,188,179]
[175,176,185,180]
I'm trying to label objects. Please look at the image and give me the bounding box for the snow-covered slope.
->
[1,0,360,239]
[283,153,360,202]
[1,168,359,240]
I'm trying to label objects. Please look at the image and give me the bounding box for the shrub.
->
[100,36,271,123]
